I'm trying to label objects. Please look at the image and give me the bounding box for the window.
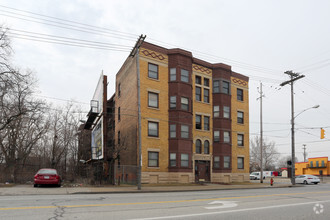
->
[181,69,189,83]
[195,115,202,130]
[214,156,220,168]
[224,131,230,143]
[237,111,244,124]
[316,161,319,167]
[224,106,230,118]
[214,106,220,117]
[195,87,201,101]
[181,154,189,167]
[213,80,220,93]
[204,116,210,131]
[170,68,176,81]
[222,81,230,94]
[181,97,189,111]
[204,88,209,103]
[118,131,120,145]
[170,153,176,167]
[204,140,209,154]
[148,121,159,137]
[170,124,176,138]
[237,88,243,101]
[224,156,230,168]
[195,75,201,84]
[238,134,244,146]
[181,125,189,138]
[148,152,159,167]
[237,157,244,169]
[196,139,201,154]
[204,78,209,87]
[118,107,121,121]
[322,161,325,167]
[214,131,220,142]
[148,63,158,79]
[118,83,121,97]
[148,92,158,108]
[310,161,313,167]
[170,96,176,109]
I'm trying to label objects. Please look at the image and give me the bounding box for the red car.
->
[34,168,61,187]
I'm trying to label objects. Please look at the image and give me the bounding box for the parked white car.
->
[250,172,266,180]
[295,175,320,185]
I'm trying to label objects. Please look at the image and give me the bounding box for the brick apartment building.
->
[112,42,249,184]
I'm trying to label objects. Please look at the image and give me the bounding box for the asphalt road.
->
[1,184,330,220]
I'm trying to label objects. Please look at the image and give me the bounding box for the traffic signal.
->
[321,128,325,139]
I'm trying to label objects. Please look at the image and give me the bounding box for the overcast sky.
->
[1,0,330,162]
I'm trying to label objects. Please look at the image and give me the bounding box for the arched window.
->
[196,139,201,154]
[204,140,209,154]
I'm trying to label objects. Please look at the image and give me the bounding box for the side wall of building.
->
[115,57,138,167]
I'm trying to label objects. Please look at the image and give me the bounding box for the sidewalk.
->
[0,181,297,196]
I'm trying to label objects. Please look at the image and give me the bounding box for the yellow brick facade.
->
[231,77,249,175]
[114,42,250,184]
[139,48,169,173]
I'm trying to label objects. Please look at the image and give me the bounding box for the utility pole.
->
[280,71,305,185]
[302,144,307,162]
[257,82,264,183]
[130,34,146,190]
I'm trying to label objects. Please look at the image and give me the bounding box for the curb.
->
[71,185,296,194]
[0,184,302,196]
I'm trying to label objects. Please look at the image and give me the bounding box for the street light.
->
[291,104,320,185]
[294,105,320,120]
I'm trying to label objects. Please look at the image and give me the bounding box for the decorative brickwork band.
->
[141,49,167,61]
[193,64,212,74]
[232,78,247,87]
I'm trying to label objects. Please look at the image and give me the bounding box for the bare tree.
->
[0,25,49,182]
[250,136,279,171]
[277,155,299,169]
[44,103,83,181]
[0,26,38,132]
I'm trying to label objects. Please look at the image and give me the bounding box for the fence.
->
[113,165,138,185]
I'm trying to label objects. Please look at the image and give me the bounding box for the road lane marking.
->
[1,190,330,211]
[205,201,238,209]
[130,199,330,220]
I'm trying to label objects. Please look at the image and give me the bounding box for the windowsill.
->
[147,166,160,169]
[237,123,245,126]
[147,107,160,111]
[237,99,244,103]
[195,100,211,105]
[196,129,211,133]
[147,136,160,140]
[147,77,160,82]
[238,145,244,148]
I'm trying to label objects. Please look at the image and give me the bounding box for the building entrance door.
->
[195,160,210,182]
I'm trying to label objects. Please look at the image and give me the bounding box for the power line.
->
[6,34,132,51]
[9,28,132,48]
[0,5,288,79]
[0,13,137,42]
[0,5,138,38]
